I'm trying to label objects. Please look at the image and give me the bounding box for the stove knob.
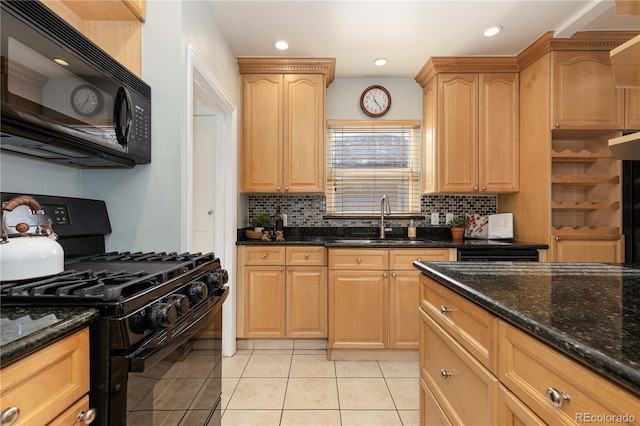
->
[188,281,208,302]
[149,303,177,330]
[204,269,229,290]
[166,294,190,315]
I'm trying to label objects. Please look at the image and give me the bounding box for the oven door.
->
[109,288,227,426]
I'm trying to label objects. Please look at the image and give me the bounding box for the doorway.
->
[184,44,238,356]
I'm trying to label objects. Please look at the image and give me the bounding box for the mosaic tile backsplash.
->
[247,194,497,227]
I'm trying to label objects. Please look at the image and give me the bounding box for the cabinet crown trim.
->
[237,57,336,86]
[415,57,519,87]
[517,30,640,71]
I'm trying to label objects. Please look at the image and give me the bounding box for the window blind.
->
[326,120,421,216]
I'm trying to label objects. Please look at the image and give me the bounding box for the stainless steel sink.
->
[332,238,435,246]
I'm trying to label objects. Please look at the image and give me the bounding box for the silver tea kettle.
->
[0,195,64,281]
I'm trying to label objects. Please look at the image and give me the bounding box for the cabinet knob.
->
[277,186,281,191]
[304,254,309,260]
[77,408,97,424]
[287,267,292,273]
[555,122,562,128]
[284,186,289,191]
[391,272,397,278]
[474,186,479,191]
[1,406,19,426]
[280,267,284,272]
[383,272,388,278]
[417,258,422,262]
[546,387,570,408]
[481,185,487,191]
[262,254,267,259]
[440,369,452,379]
[356,258,362,264]
[440,305,451,315]
[555,236,561,241]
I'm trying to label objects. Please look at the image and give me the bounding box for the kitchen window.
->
[326,120,421,216]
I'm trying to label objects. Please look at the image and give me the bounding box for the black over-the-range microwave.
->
[1,0,151,167]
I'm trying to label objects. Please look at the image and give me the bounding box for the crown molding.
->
[237,57,336,86]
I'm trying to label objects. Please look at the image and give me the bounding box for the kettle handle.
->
[1,196,43,240]
[2,196,41,213]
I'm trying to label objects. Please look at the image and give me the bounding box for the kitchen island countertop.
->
[0,306,99,367]
[414,261,640,396]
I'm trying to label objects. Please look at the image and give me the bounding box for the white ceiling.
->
[207,0,640,79]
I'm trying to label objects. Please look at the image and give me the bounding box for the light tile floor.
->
[221,343,420,426]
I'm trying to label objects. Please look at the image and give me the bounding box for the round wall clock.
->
[360,85,391,117]
[70,84,103,117]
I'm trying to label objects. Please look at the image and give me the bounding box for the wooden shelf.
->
[552,226,621,240]
[552,201,620,211]
[610,33,640,88]
[609,131,640,160]
[551,175,619,185]
[551,149,612,162]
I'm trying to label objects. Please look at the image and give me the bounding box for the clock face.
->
[360,85,391,117]
[70,85,102,117]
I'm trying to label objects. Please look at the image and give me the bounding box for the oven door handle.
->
[126,292,226,372]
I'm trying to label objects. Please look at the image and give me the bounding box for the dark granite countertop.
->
[414,261,640,396]
[236,227,548,250]
[0,306,99,367]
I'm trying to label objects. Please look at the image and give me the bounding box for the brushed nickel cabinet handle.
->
[546,387,570,408]
[356,258,362,264]
[481,185,487,191]
[440,369,452,379]
[391,272,397,278]
[1,406,19,426]
[555,122,562,128]
[304,254,309,259]
[383,272,388,278]
[262,254,267,259]
[440,305,451,315]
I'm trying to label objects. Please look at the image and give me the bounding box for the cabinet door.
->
[437,74,479,192]
[497,385,545,426]
[551,237,623,263]
[552,51,625,130]
[480,73,519,192]
[626,88,640,130]
[242,74,283,192]
[389,270,419,349]
[286,266,327,338]
[283,74,325,193]
[328,271,388,349]
[244,266,285,337]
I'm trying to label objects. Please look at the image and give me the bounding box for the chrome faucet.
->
[380,195,392,238]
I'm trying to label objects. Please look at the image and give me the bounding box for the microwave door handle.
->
[114,86,132,147]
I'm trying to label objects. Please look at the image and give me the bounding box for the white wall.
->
[326,78,422,120]
[0,152,82,197]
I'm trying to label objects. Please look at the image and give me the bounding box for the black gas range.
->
[0,194,228,426]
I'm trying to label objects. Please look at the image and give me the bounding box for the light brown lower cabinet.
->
[238,245,327,338]
[419,274,640,425]
[0,328,91,426]
[329,248,452,352]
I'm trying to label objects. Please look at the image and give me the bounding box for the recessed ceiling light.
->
[53,58,69,66]
[274,40,289,51]
[483,25,503,37]
[374,58,388,66]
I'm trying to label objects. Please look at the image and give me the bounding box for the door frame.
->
[183,44,238,356]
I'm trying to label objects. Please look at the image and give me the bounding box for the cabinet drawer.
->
[420,274,498,373]
[0,328,90,426]
[48,394,90,426]
[328,249,388,270]
[243,246,286,265]
[420,376,452,426]
[499,321,640,426]
[286,246,327,265]
[419,308,499,425]
[389,248,451,270]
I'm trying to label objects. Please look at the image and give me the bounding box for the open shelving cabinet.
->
[550,131,623,247]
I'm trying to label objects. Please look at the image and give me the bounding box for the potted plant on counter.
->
[447,216,467,241]
[246,214,273,240]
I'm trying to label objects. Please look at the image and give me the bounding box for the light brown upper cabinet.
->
[552,51,625,130]
[41,0,144,76]
[416,58,519,194]
[238,58,335,193]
